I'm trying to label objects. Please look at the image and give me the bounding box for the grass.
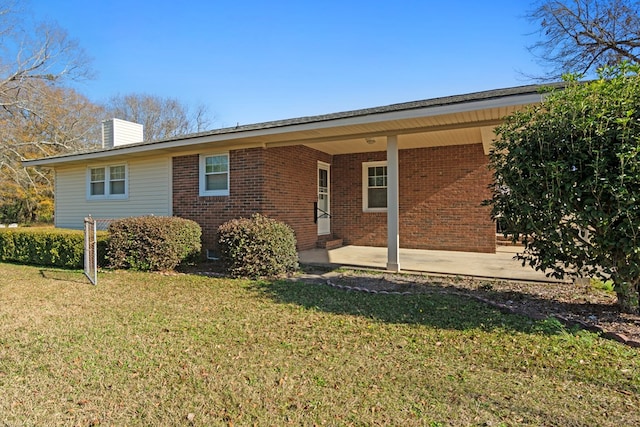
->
[0,263,639,426]
[590,277,616,293]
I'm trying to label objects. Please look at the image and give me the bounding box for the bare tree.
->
[0,83,103,222]
[0,0,96,222]
[0,1,92,111]
[105,93,212,141]
[528,0,640,79]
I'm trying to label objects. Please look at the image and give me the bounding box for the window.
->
[363,161,387,212]
[87,164,128,199]
[199,153,229,196]
[109,165,126,195]
[90,167,105,196]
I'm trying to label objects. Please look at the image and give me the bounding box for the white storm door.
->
[317,163,330,235]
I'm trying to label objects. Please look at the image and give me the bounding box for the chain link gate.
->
[84,216,97,285]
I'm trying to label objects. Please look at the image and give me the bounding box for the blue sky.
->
[28,0,544,127]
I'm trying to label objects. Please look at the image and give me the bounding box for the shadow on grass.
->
[39,268,91,285]
[251,279,572,335]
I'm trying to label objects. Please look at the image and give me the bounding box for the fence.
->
[93,218,115,231]
[84,216,98,285]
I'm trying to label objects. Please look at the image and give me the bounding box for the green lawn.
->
[0,262,638,426]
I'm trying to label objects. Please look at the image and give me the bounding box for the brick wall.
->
[173,149,266,253]
[172,146,331,252]
[173,143,495,254]
[261,146,332,250]
[331,143,496,253]
[331,150,387,248]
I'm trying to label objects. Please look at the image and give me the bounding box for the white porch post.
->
[386,135,400,272]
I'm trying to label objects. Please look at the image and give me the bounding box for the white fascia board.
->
[24,92,543,168]
[317,92,544,128]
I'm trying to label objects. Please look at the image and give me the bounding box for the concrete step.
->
[316,237,343,250]
[496,234,524,247]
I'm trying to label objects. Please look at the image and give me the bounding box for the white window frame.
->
[86,164,128,200]
[199,153,230,197]
[362,161,388,212]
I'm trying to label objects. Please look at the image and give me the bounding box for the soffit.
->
[291,105,518,155]
[156,104,517,152]
[26,91,539,167]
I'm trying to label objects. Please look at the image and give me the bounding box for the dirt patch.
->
[314,270,640,347]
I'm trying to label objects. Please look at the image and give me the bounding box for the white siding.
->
[55,156,172,229]
[102,118,144,148]
[102,122,113,148]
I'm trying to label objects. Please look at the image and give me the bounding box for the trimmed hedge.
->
[107,216,202,271]
[218,213,298,278]
[0,227,108,269]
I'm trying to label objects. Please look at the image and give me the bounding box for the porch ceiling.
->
[303,126,488,155]
[265,105,516,155]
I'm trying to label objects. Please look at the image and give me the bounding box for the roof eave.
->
[24,85,551,168]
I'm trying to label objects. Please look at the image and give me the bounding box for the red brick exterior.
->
[172,142,495,254]
[261,146,331,250]
[331,143,496,253]
[172,146,330,252]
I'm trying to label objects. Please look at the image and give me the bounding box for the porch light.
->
[365,138,376,145]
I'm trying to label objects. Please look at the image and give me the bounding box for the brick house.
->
[24,84,548,271]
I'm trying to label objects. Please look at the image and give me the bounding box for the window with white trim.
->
[87,164,128,199]
[363,161,388,212]
[199,153,229,196]
[109,165,126,195]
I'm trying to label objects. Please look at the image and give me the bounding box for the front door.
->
[317,162,330,235]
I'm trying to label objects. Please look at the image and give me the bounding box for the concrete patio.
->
[299,245,567,283]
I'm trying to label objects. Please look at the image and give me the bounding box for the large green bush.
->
[487,63,640,314]
[217,214,298,278]
[0,227,108,268]
[108,216,201,271]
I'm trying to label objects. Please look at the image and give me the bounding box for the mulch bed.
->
[312,270,640,347]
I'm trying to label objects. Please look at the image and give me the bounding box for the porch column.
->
[386,135,400,272]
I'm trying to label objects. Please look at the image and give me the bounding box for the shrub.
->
[217,213,298,278]
[0,227,108,269]
[107,216,201,271]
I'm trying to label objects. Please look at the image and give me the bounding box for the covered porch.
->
[292,87,547,271]
[299,245,566,283]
